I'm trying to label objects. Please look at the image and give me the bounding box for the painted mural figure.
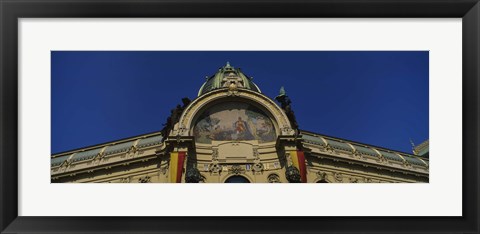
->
[234,117,246,134]
[233,117,253,140]
[255,117,275,142]
[193,102,276,144]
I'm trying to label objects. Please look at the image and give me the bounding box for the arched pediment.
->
[173,88,294,138]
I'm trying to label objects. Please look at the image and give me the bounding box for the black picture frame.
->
[1,0,479,233]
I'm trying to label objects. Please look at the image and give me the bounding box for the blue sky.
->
[51,51,428,154]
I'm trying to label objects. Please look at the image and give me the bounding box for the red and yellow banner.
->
[290,150,307,183]
[169,151,186,183]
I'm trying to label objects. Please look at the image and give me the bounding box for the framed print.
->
[48,51,429,185]
[1,0,479,233]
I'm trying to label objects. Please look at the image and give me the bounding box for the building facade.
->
[51,63,429,183]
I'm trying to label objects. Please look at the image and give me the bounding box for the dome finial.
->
[198,64,261,96]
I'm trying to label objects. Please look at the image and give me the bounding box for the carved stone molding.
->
[252,162,264,172]
[228,165,245,175]
[325,144,335,153]
[208,163,222,173]
[334,172,343,182]
[352,151,365,160]
[120,177,131,183]
[138,176,151,183]
[212,148,219,161]
[268,174,281,183]
[160,166,168,175]
[60,160,71,172]
[316,171,327,181]
[227,84,240,96]
[253,148,260,160]
[128,146,137,155]
[379,156,388,164]
[93,153,103,165]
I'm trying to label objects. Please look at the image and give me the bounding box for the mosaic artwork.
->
[193,102,276,144]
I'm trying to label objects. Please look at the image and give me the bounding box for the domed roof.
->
[197,62,261,96]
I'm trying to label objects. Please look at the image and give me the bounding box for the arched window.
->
[316,179,328,183]
[225,175,250,183]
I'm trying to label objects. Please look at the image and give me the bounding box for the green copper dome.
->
[198,62,261,96]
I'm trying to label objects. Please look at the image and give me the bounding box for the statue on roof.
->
[278,86,286,96]
[170,105,183,125]
[160,97,192,141]
[181,97,191,108]
[160,116,172,140]
[275,86,299,131]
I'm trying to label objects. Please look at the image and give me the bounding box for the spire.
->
[226,61,231,68]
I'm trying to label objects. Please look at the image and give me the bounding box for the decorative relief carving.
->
[138,176,151,183]
[93,153,103,164]
[228,165,245,175]
[227,83,240,96]
[352,150,363,159]
[281,125,294,135]
[128,146,137,155]
[177,127,187,136]
[212,149,219,161]
[60,160,71,171]
[160,166,168,175]
[252,162,264,172]
[378,156,388,164]
[285,152,293,167]
[120,177,131,183]
[334,172,343,182]
[325,144,335,153]
[208,163,222,173]
[316,171,327,181]
[267,174,281,183]
[253,148,260,160]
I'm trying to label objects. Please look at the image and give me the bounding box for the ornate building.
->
[51,62,429,183]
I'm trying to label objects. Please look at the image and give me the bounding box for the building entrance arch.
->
[224,175,250,183]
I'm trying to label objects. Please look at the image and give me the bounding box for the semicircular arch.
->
[174,88,294,137]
